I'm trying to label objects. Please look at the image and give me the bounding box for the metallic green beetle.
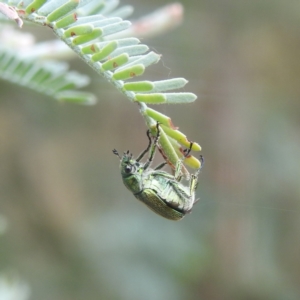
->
[113,123,203,220]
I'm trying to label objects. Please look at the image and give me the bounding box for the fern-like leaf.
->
[0,46,96,104]
[0,0,202,174]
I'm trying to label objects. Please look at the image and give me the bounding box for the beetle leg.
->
[136,130,152,162]
[190,155,203,191]
[143,122,160,170]
[175,142,193,181]
[174,159,182,181]
[154,162,167,170]
[188,154,204,202]
[199,155,204,171]
[189,173,198,195]
[177,175,182,182]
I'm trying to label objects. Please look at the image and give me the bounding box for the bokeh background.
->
[1,0,300,299]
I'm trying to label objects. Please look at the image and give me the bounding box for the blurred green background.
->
[1,0,300,299]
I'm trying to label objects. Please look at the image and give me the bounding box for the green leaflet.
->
[0,0,202,171]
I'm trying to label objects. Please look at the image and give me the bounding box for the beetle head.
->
[113,149,142,178]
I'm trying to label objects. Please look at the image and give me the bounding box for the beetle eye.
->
[125,165,132,174]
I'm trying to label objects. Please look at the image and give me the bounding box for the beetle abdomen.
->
[135,189,184,221]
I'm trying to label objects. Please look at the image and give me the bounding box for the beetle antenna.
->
[112,149,121,159]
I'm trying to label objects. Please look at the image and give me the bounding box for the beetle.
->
[112,123,203,220]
